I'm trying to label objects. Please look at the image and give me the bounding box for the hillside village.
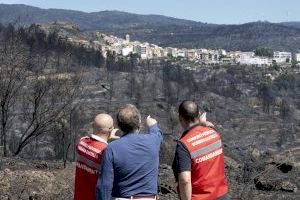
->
[44,22,300,67]
[100,34,298,66]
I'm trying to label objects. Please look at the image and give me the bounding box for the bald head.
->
[117,104,141,133]
[93,113,114,134]
[179,100,199,122]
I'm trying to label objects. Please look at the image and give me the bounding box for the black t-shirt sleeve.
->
[172,141,191,182]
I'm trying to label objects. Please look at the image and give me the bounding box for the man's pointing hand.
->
[146,115,157,127]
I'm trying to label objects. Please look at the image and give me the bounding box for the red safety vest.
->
[74,134,107,200]
[179,126,228,200]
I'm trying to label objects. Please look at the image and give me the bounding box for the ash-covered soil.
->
[0,158,74,200]
[0,154,299,200]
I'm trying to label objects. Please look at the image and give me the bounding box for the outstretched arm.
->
[146,115,163,142]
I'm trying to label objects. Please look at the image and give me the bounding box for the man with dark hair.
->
[96,104,163,200]
[173,100,229,200]
[178,100,200,122]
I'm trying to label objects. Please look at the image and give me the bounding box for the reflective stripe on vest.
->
[191,139,222,159]
[76,152,101,170]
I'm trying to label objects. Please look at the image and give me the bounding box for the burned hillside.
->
[0,24,299,199]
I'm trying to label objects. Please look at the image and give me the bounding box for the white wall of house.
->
[237,56,270,65]
[295,53,300,62]
[273,51,292,63]
[121,46,133,56]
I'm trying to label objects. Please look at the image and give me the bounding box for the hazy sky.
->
[0,0,299,24]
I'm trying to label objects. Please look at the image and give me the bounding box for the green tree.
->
[255,47,274,58]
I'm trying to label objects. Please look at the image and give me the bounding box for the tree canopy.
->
[255,47,274,57]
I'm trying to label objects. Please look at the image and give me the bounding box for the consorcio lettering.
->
[195,148,223,163]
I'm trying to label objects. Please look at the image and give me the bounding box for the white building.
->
[207,50,220,62]
[152,46,164,58]
[294,53,300,63]
[218,49,227,56]
[195,49,219,63]
[176,50,187,58]
[196,49,208,61]
[139,45,153,59]
[187,50,197,60]
[125,34,130,43]
[133,45,141,54]
[273,51,292,63]
[121,46,133,56]
[237,56,270,65]
[165,47,177,57]
[140,46,147,59]
[234,51,270,65]
[237,51,255,58]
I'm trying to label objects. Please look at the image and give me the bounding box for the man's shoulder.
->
[79,136,90,141]
[76,136,90,145]
[176,140,189,153]
[107,137,124,148]
[182,126,218,138]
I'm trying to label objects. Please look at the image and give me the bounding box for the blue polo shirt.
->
[96,125,163,200]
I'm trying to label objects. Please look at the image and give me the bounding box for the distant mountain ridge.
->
[1,4,300,52]
[0,4,210,29]
[281,21,300,29]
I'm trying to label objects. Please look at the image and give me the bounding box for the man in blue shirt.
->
[96,104,163,200]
